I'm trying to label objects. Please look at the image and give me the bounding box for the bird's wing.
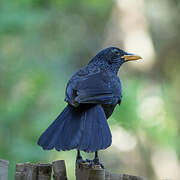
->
[65,69,122,107]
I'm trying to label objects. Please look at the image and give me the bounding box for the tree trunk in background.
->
[104,0,155,72]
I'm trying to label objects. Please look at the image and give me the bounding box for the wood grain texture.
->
[88,169,105,180]
[24,162,38,180]
[76,162,90,180]
[37,163,52,180]
[105,172,147,180]
[52,160,67,180]
[0,159,9,180]
[76,162,104,180]
[75,161,147,180]
[15,163,25,180]
[13,159,172,180]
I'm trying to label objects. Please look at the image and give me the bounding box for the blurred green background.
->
[1,0,180,179]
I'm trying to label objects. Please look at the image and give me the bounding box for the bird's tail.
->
[37,104,112,152]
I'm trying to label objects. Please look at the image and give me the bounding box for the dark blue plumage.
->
[38,104,111,152]
[37,47,142,163]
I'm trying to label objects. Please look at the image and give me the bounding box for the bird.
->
[37,47,142,168]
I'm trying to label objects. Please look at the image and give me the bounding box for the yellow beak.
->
[122,54,142,61]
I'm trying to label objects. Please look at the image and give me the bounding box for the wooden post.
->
[76,162,90,180]
[76,162,104,180]
[15,163,26,180]
[52,160,67,180]
[0,159,9,180]
[13,160,171,180]
[105,171,110,180]
[37,163,52,180]
[88,169,105,180]
[121,174,147,180]
[24,162,38,180]
[108,173,147,180]
[110,173,122,180]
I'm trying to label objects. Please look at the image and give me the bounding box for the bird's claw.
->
[88,158,104,169]
[85,159,91,163]
[76,157,87,168]
[76,155,104,169]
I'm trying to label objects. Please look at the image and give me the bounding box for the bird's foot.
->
[85,159,91,163]
[88,158,104,169]
[76,156,87,168]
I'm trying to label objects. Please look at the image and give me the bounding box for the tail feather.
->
[78,105,111,152]
[38,107,68,150]
[56,108,83,150]
[38,104,112,152]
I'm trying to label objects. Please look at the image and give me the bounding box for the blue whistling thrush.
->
[37,47,142,167]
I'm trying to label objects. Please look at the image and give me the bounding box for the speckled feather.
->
[38,47,128,152]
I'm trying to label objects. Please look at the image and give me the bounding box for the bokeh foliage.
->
[1,0,180,179]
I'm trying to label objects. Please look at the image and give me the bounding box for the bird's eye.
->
[112,49,120,56]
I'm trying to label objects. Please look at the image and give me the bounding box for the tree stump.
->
[0,159,9,180]
[52,160,67,180]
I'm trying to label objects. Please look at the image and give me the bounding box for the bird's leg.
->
[89,151,104,169]
[76,150,86,166]
[93,151,99,164]
[76,150,83,161]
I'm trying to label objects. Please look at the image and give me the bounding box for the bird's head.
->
[89,47,142,74]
